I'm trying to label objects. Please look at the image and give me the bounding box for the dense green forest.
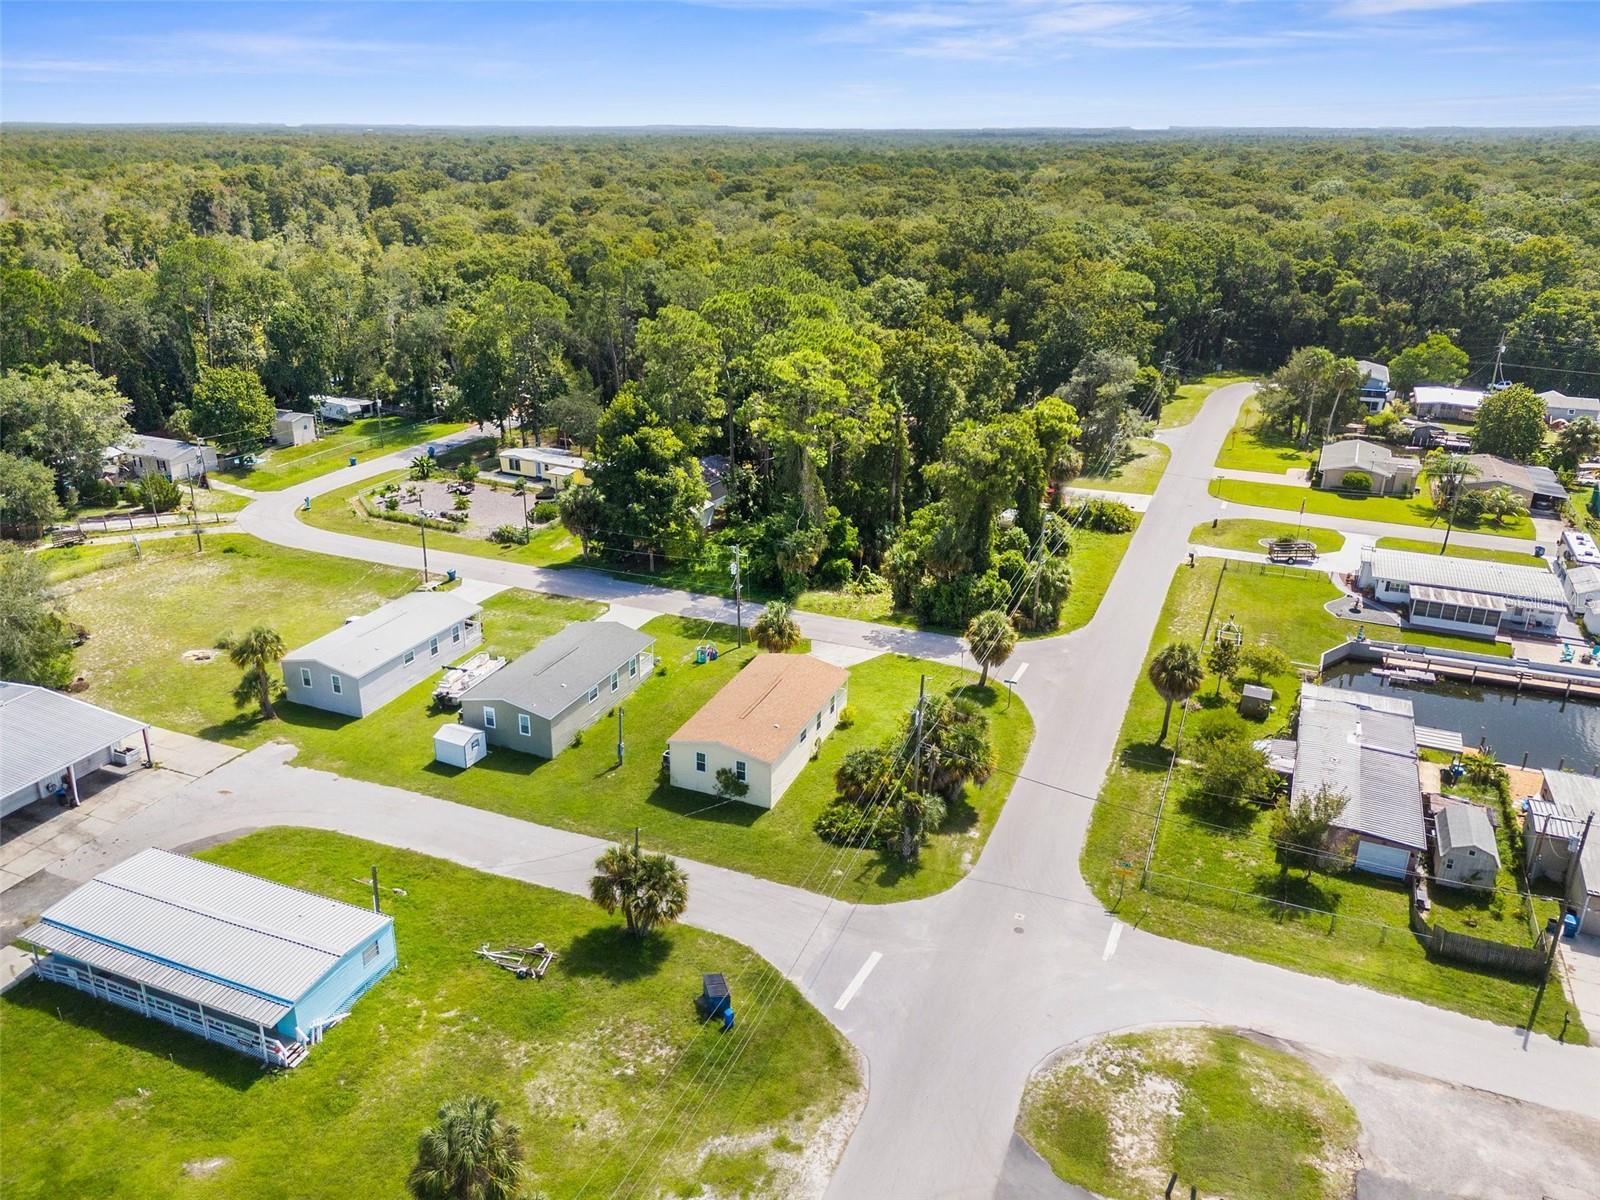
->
[3,129,1598,623]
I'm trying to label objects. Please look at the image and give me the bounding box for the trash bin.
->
[349,455,358,467]
[1564,913,1580,939]
[446,569,457,583]
[695,646,707,665]
[1535,544,1547,558]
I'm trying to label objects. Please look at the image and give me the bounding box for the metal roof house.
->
[1,683,151,818]
[1411,385,1484,423]
[1292,683,1425,879]
[669,653,849,809]
[458,621,655,759]
[1538,389,1600,427]
[22,848,395,1067]
[1433,802,1501,888]
[282,592,484,718]
[1316,439,1419,496]
[272,409,317,447]
[1357,547,1567,637]
[314,395,377,423]
[121,434,218,482]
[494,447,590,492]
[1525,772,1600,935]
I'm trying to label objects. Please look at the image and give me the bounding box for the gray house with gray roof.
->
[459,621,655,759]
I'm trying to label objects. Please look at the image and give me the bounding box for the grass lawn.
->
[51,537,1033,903]
[1159,373,1254,430]
[1213,394,1319,474]
[1079,438,1170,494]
[218,417,470,491]
[1018,1028,1358,1200]
[1375,537,1547,567]
[0,830,859,1200]
[792,522,1138,639]
[1209,477,1537,540]
[1189,520,1344,555]
[1078,558,1580,1041]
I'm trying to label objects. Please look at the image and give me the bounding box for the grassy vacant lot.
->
[219,417,468,491]
[50,536,1031,903]
[1018,1028,1358,1200]
[0,830,859,1200]
[1158,373,1254,430]
[1079,558,1579,1040]
[1079,437,1170,494]
[1209,477,1537,539]
[1214,394,1319,474]
[793,523,1137,638]
[1188,520,1344,555]
[1375,537,1546,567]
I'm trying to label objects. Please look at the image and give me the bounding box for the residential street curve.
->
[20,385,1600,1198]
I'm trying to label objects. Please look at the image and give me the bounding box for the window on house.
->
[629,656,638,677]
[611,671,620,692]
[816,713,822,731]
[1467,848,1477,856]
[508,457,521,473]
[404,649,415,665]
[300,667,312,688]
[588,685,600,702]
[735,760,746,783]
[362,942,380,966]
[799,725,807,742]
[1445,858,1454,870]
[430,636,439,657]
[483,706,496,729]
[829,694,836,713]
[518,713,531,737]
[331,674,343,695]
[695,752,706,773]
[452,624,461,644]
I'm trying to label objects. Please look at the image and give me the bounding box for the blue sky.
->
[2,1,1597,128]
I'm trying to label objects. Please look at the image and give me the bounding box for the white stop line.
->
[833,951,883,1011]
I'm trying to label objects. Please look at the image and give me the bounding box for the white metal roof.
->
[1531,774,1600,895]
[1362,547,1566,607]
[462,621,653,718]
[123,434,210,459]
[283,592,482,678]
[1412,385,1484,409]
[33,848,390,1006]
[434,723,480,746]
[1318,439,1412,476]
[1293,683,1426,851]
[0,682,148,797]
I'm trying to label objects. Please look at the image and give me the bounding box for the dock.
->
[1322,639,1600,703]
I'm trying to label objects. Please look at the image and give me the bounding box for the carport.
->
[0,684,151,817]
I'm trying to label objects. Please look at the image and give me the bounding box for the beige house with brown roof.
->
[667,653,849,809]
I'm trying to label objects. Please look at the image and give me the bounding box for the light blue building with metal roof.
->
[23,848,396,1067]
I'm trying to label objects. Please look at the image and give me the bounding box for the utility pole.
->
[1294,498,1306,545]
[370,866,381,914]
[730,545,743,647]
[1491,330,1509,389]
[418,507,431,583]
[186,473,202,552]
[913,674,927,796]
[633,826,640,855]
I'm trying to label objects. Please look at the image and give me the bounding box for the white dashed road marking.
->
[1102,924,1123,961]
[834,951,883,1011]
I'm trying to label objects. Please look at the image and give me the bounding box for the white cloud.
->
[1334,0,1496,14]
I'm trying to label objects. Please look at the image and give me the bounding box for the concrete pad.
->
[0,947,35,994]
[601,603,663,630]
[453,578,509,604]
[1557,935,1600,1039]
[2,847,61,880]
[807,641,884,668]
[146,727,243,777]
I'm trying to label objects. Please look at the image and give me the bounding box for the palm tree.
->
[1480,484,1527,527]
[751,601,802,654]
[512,478,529,526]
[410,454,436,481]
[589,845,689,939]
[223,625,287,720]
[964,608,1017,688]
[407,1094,525,1200]
[1147,641,1204,744]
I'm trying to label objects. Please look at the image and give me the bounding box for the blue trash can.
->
[446,569,457,583]
[1563,913,1580,940]
[349,455,358,467]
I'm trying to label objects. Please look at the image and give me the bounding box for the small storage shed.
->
[0,683,151,818]
[1238,684,1274,718]
[22,848,395,1067]
[273,409,317,447]
[434,723,488,769]
[1434,803,1501,887]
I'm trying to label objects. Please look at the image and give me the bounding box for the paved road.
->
[22,386,1600,1197]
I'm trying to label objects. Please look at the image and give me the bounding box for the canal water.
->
[1320,661,1600,774]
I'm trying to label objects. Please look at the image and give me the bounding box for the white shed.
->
[434,723,488,769]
